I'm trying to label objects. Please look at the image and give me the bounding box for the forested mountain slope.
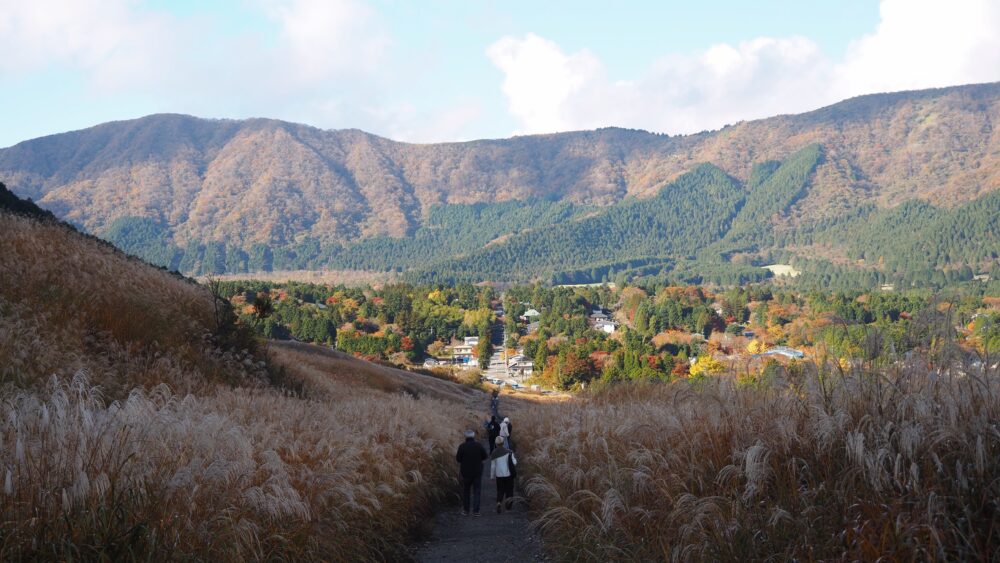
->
[3,82,999,244]
[2,82,999,283]
[408,164,745,284]
[404,144,999,286]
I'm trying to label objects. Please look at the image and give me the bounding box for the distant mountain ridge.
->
[2,82,1000,284]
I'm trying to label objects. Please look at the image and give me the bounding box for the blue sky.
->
[2,0,999,147]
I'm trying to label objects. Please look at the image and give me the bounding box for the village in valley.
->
[428,299,627,389]
[217,278,1000,393]
[442,281,992,392]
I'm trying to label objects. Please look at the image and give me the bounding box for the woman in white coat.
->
[499,417,511,449]
[489,436,517,512]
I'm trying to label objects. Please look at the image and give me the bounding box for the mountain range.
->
[2,82,999,285]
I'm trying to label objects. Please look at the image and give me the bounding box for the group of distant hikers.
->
[454,388,517,516]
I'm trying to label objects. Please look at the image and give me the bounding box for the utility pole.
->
[504,326,510,380]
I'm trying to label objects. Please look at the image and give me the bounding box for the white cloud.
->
[371,100,485,143]
[0,0,402,132]
[262,0,390,80]
[836,0,1000,96]
[487,33,830,135]
[305,97,483,143]
[0,0,392,89]
[639,36,830,132]
[486,34,604,133]
[3,0,1000,145]
[0,0,174,84]
[488,0,1000,136]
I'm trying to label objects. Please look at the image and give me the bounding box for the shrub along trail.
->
[415,441,544,563]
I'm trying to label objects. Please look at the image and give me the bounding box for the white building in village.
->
[590,308,609,321]
[508,359,534,378]
[452,344,475,363]
[594,320,617,334]
[589,306,616,333]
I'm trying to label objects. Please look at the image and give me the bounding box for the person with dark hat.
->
[486,415,501,452]
[455,429,488,516]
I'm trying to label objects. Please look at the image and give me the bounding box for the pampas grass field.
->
[0,211,472,560]
[1,376,462,560]
[516,358,1000,561]
[4,206,999,561]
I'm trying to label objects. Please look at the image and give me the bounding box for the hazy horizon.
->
[3,0,1000,148]
[6,78,1000,150]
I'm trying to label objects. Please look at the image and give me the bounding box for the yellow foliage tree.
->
[426,340,446,357]
[747,340,766,354]
[689,355,725,377]
[462,308,495,329]
[767,324,784,341]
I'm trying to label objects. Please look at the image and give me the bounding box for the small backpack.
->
[506,451,518,478]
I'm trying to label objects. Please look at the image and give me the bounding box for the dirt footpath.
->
[414,443,546,562]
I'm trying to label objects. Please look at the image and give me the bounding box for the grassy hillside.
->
[497,280,1000,560]
[0,182,475,560]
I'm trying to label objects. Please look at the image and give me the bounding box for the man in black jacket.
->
[455,430,488,516]
[486,416,501,452]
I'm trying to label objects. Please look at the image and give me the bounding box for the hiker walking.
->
[455,429,488,516]
[486,415,501,453]
[490,388,499,416]
[489,436,518,513]
[499,416,512,449]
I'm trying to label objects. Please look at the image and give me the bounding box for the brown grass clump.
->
[0,211,472,560]
[517,362,1000,561]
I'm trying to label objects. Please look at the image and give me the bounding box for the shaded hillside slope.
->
[269,340,482,405]
[0,182,477,561]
